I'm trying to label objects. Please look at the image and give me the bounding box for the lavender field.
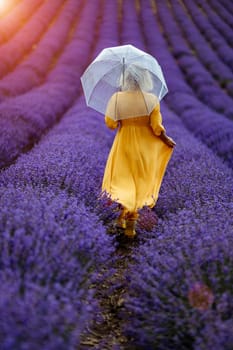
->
[0,0,232,349]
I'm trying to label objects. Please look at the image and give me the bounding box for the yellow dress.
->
[102,95,173,213]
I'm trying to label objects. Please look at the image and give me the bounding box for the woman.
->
[102,67,175,238]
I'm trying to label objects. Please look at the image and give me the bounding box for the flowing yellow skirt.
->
[102,116,173,212]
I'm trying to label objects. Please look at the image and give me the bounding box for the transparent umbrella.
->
[80,44,168,121]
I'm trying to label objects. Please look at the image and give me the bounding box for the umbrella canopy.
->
[80,44,168,120]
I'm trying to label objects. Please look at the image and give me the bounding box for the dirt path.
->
[80,225,139,350]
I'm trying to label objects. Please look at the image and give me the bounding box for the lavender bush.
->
[140,0,233,168]
[122,105,233,350]
[155,0,233,114]
[182,0,233,71]
[0,1,119,348]
[196,0,233,47]
[0,96,117,348]
[0,185,114,349]
[118,2,233,349]
[220,0,233,15]
[0,0,103,167]
[210,0,233,27]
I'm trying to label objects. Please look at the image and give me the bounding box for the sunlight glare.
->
[0,0,9,15]
[0,0,7,7]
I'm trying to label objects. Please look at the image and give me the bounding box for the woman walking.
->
[102,67,175,238]
[81,45,175,238]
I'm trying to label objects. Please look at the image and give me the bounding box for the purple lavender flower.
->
[137,207,158,232]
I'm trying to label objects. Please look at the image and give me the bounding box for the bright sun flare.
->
[0,0,8,11]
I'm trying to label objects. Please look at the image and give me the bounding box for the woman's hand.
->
[159,131,176,148]
[165,136,176,148]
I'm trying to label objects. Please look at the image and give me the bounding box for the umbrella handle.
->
[122,57,125,87]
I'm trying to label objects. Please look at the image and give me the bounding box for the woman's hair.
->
[120,65,153,92]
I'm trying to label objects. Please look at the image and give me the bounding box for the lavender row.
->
[0,91,120,349]
[140,0,233,168]
[0,0,83,100]
[115,5,233,346]
[47,0,102,84]
[155,2,229,103]
[0,0,64,78]
[183,0,233,71]
[0,189,113,348]
[122,0,233,168]
[171,1,233,94]
[0,0,42,44]
[0,2,121,346]
[155,0,233,117]
[220,0,233,16]
[0,0,119,102]
[139,1,192,96]
[0,99,115,210]
[196,0,233,48]
[120,0,144,50]
[0,0,119,203]
[0,186,114,350]
[77,0,119,67]
[123,103,233,349]
[209,0,233,30]
[0,0,103,168]
[168,0,233,79]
